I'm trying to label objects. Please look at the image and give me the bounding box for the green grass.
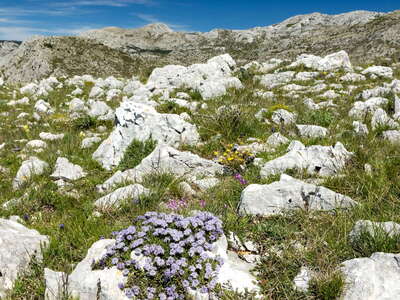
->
[118,138,157,171]
[0,60,399,299]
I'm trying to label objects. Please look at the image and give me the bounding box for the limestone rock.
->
[88,101,114,121]
[383,130,400,144]
[349,97,389,119]
[362,66,393,79]
[50,157,87,181]
[271,109,297,125]
[13,156,49,189]
[97,144,225,193]
[257,71,295,89]
[293,267,314,292]
[353,121,369,136]
[341,252,400,300]
[289,50,353,72]
[296,124,328,138]
[92,102,200,170]
[371,108,398,130]
[39,132,65,141]
[349,220,400,242]
[238,174,356,216]
[260,141,352,178]
[266,133,290,148]
[94,184,150,210]
[0,218,49,297]
[147,54,242,100]
[34,99,54,114]
[81,136,102,149]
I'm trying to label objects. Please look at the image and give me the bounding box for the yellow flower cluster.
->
[214,144,253,170]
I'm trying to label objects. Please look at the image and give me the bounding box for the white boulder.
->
[260,141,352,178]
[238,174,356,216]
[13,156,49,189]
[92,102,200,170]
[50,157,87,181]
[0,218,49,297]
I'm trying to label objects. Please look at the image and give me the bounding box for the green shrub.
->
[309,272,345,300]
[351,227,400,257]
[298,110,335,127]
[118,139,157,171]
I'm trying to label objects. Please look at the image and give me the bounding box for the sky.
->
[0,0,398,41]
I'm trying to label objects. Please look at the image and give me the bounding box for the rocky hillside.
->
[0,36,149,83]
[1,49,400,299]
[81,10,400,65]
[1,10,400,84]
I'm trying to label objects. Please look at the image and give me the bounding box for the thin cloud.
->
[0,7,83,17]
[134,13,188,31]
[52,0,155,7]
[0,25,98,41]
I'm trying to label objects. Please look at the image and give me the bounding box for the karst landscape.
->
[0,5,400,300]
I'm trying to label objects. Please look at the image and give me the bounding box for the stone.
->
[178,182,196,197]
[45,234,260,299]
[39,132,65,141]
[50,157,87,181]
[44,268,68,300]
[320,90,340,99]
[94,184,150,210]
[260,141,352,178]
[81,136,102,149]
[89,86,104,98]
[303,98,337,110]
[293,267,313,292]
[69,98,87,113]
[25,139,47,149]
[97,144,225,193]
[0,218,49,297]
[13,156,49,189]
[238,174,356,216]
[360,86,391,100]
[257,71,295,89]
[353,121,369,136]
[192,177,220,191]
[266,132,290,148]
[228,232,245,251]
[295,72,319,81]
[93,102,200,170]
[348,97,389,119]
[289,50,353,72]
[371,108,398,130]
[296,124,328,138]
[341,252,400,300]
[362,66,393,79]
[34,99,53,114]
[383,130,400,144]
[147,54,242,100]
[271,109,297,125]
[254,90,274,99]
[349,220,400,243]
[88,100,114,121]
[340,73,366,82]
[7,97,30,106]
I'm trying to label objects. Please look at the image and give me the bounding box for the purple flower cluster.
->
[92,211,224,300]
[166,198,188,211]
[234,173,248,185]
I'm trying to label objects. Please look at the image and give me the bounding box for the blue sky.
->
[0,0,398,40]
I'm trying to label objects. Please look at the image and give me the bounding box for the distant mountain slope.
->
[1,10,399,83]
[80,10,400,65]
[0,36,147,83]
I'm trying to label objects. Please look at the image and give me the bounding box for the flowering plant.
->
[214,143,253,171]
[92,211,224,299]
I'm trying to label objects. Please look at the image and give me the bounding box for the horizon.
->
[0,0,398,41]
